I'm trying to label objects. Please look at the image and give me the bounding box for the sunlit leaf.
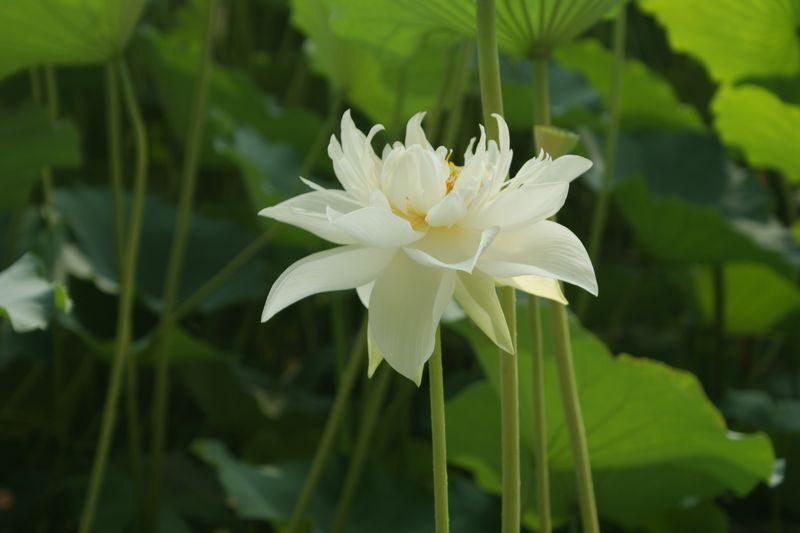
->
[693,263,800,335]
[0,253,69,332]
[0,0,146,79]
[712,84,800,183]
[639,0,800,81]
[329,0,626,59]
[0,104,81,209]
[554,39,704,131]
[447,302,776,530]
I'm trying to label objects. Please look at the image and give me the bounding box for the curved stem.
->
[330,366,393,533]
[580,7,626,316]
[287,319,368,532]
[105,62,144,518]
[441,42,474,148]
[78,58,149,533]
[550,302,599,533]
[428,328,449,533]
[148,1,218,527]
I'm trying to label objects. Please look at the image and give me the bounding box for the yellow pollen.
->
[446,160,461,193]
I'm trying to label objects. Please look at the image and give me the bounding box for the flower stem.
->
[105,62,145,520]
[531,55,553,533]
[476,2,521,531]
[499,286,520,533]
[428,328,450,533]
[147,1,217,527]
[287,318,368,532]
[441,42,474,148]
[78,58,149,533]
[580,6,626,316]
[528,295,550,532]
[330,365,393,533]
[550,301,600,533]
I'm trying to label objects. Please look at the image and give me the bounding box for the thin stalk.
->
[148,1,218,526]
[528,295,550,533]
[78,58,149,533]
[428,328,449,533]
[287,319,368,533]
[171,227,276,322]
[533,41,601,533]
[579,7,626,316]
[550,301,600,533]
[530,55,552,533]
[499,287,520,533]
[426,48,459,144]
[330,366,393,533]
[105,62,144,517]
[300,90,343,179]
[477,2,520,531]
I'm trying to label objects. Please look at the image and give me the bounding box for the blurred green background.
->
[1,0,799,531]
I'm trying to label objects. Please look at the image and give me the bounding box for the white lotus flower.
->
[260,111,597,384]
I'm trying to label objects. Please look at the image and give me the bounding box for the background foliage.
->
[0,0,798,531]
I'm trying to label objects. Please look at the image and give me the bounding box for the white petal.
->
[454,270,513,353]
[513,154,593,187]
[357,282,374,308]
[425,192,467,227]
[262,246,395,321]
[328,206,425,248]
[258,190,362,244]
[478,220,598,296]
[369,252,456,384]
[463,182,569,230]
[403,226,498,273]
[500,275,567,304]
[404,111,433,149]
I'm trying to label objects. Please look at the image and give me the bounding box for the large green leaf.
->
[554,39,704,131]
[0,104,81,209]
[329,0,626,59]
[712,84,800,184]
[693,263,800,335]
[54,186,268,313]
[0,0,146,79]
[639,0,800,82]
[0,253,69,332]
[193,439,497,533]
[291,0,452,127]
[607,132,800,274]
[447,302,776,530]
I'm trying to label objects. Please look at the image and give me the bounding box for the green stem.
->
[528,295,550,533]
[41,67,59,212]
[287,319,368,533]
[477,3,520,531]
[105,62,144,519]
[78,58,149,533]
[711,264,726,399]
[550,301,600,533]
[330,366,393,533]
[428,328,449,533]
[530,55,552,533]
[105,64,126,270]
[580,7,626,316]
[499,287,520,533]
[148,2,218,526]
